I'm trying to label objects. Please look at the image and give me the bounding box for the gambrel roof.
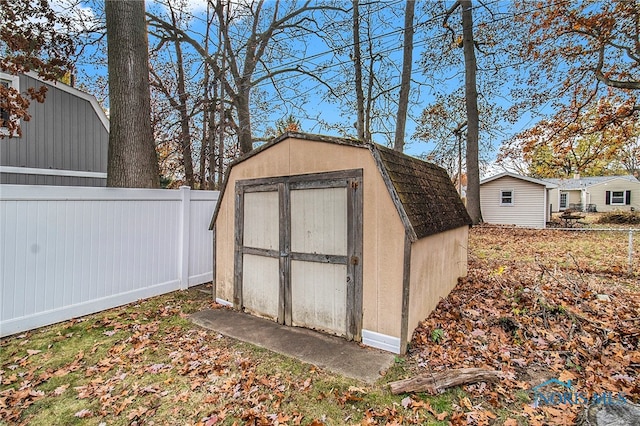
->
[210,132,471,241]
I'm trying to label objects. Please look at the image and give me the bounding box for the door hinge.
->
[350,180,359,189]
[350,256,359,265]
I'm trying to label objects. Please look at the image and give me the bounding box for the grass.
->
[2,227,637,425]
[1,286,458,425]
[472,225,639,278]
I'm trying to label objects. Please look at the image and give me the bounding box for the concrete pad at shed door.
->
[190,308,396,384]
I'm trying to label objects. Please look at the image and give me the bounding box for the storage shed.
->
[210,133,471,354]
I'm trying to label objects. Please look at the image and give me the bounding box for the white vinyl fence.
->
[1,185,219,337]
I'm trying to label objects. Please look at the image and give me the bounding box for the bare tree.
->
[149,1,342,154]
[105,0,159,188]
[416,1,524,223]
[394,0,415,152]
[316,2,412,145]
[460,0,481,224]
[352,0,366,142]
[148,1,195,187]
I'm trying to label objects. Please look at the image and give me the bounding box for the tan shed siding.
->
[214,181,236,304]
[214,137,405,339]
[480,177,546,228]
[407,226,468,343]
[369,185,405,338]
[587,179,640,212]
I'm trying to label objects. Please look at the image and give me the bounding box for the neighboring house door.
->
[559,192,568,210]
[234,170,363,340]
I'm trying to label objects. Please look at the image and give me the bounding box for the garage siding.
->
[480,176,546,228]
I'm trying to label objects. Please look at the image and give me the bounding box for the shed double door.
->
[234,170,363,340]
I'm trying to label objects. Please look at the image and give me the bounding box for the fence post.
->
[179,186,191,289]
[629,230,634,276]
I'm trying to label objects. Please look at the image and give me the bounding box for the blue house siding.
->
[0,73,108,186]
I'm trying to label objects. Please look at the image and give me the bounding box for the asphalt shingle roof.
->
[373,144,472,239]
[543,175,639,190]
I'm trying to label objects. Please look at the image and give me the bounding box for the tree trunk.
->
[236,87,253,154]
[172,12,195,187]
[105,0,159,188]
[461,0,482,224]
[352,0,365,141]
[200,63,210,189]
[364,31,374,143]
[216,101,225,188]
[394,0,415,152]
[207,103,216,188]
[199,2,214,190]
[217,6,227,187]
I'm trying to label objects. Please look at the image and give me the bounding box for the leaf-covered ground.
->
[410,226,639,425]
[1,226,638,425]
[0,288,454,425]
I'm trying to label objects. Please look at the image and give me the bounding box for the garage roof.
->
[210,132,471,241]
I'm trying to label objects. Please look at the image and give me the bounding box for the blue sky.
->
[67,0,551,168]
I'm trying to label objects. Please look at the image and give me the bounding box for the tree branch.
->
[443,0,461,44]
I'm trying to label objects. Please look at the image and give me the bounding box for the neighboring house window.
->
[500,190,514,206]
[559,192,568,209]
[0,72,20,136]
[605,190,631,206]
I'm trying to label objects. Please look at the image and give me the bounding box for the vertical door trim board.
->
[212,224,217,299]
[346,174,363,341]
[233,169,364,340]
[233,185,244,308]
[399,232,412,354]
[279,181,291,325]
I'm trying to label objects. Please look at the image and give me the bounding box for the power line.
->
[144,0,578,138]
[247,0,574,90]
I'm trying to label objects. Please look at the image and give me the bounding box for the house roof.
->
[480,172,557,189]
[543,175,639,190]
[24,71,109,132]
[210,132,471,241]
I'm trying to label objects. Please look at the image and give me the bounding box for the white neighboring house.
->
[480,172,557,229]
[545,175,640,213]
